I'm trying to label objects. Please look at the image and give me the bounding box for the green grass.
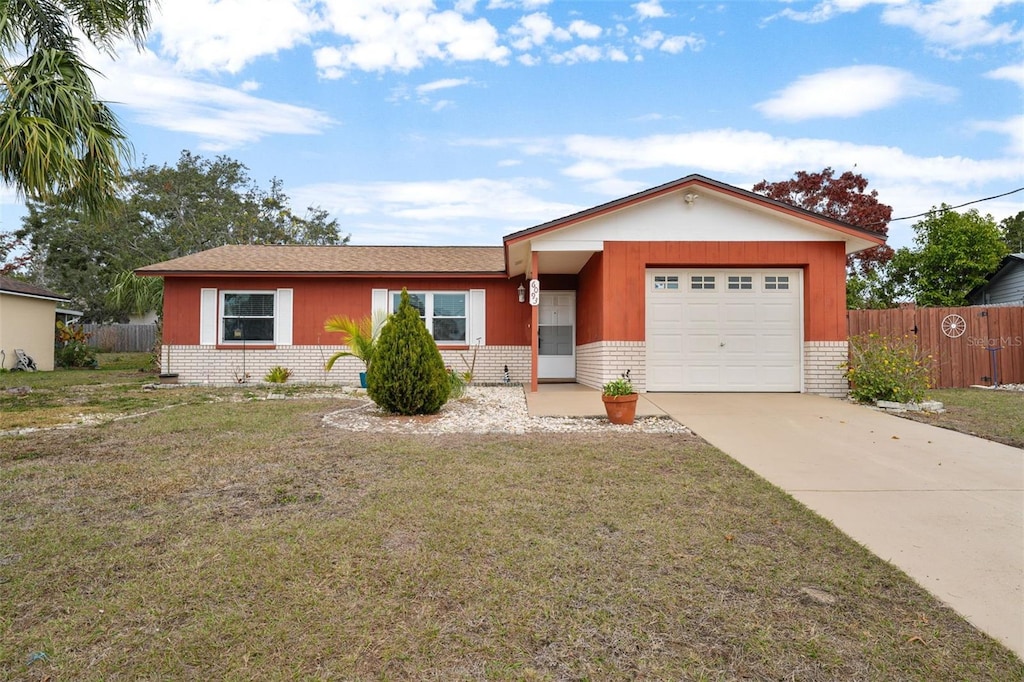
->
[901,389,1024,449]
[1,398,1020,680]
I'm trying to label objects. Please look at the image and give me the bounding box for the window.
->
[690,275,716,290]
[764,275,790,291]
[392,291,467,344]
[654,275,679,290]
[728,275,753,290]
[221,292,275,343]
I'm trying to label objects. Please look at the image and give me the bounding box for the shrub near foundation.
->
[843,332,931,404]
[368,289,451,415]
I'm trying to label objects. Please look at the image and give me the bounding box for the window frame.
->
[390,290,469,345]
[763,275,791,292]
[220,290,277,345]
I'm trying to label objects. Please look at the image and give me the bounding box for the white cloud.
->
[608,48,630,62]
[634,30,664,50]
[152,0,318,73]
[550,44,604,65]
[497,159,523,167]
[633,0,669,20]
[659,34,705,53]
[770,0,881,24]
[973,115,1024,155]
[487,0,552,8]
[772,0,1024,54]
[94,48,332,150]
[881,0,1023,52]
[508,12,571,50]
[316,1,510,78]
[553,129,1023,191]
[416,78,472,94]
[239,80,261,92]
[634,30,704,54]
[986,61,1024,88]
[292,176,585,232]
[568,19,603,40]
[756,65,957,121]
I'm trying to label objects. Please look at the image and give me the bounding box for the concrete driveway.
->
[644,393,1024,658]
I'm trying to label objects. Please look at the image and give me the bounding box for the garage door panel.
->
[722,302,757,324]
[646,268,801,392]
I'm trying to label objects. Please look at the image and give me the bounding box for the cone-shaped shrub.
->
[367,289,451,415]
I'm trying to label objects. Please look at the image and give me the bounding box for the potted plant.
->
[324,312,387,387]
[602,374,638,425]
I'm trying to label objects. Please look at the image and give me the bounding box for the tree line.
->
[753,168,1019,309]
[9,151,347,321]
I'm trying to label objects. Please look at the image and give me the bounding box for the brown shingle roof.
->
[0,275,68,301]
[136,244,507,276]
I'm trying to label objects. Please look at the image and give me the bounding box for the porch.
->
[524,382,668,418]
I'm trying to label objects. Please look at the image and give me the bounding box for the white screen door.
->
[538,291,576,379]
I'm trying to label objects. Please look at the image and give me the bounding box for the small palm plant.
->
[324,311,388,374]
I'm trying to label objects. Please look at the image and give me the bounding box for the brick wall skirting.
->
[162,345,531,386]
[803,341,849,397]
[576,341,647,392]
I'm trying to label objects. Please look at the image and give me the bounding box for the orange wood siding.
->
[576,252,604,345]
[162,276,530,346]
[600,241,848,342]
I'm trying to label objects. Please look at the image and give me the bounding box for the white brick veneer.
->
[576,341,647,392]
[162,345,530,386]
[803,341,849,397]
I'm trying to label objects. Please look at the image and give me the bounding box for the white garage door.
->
[646,269,802,392]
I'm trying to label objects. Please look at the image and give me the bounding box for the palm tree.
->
[324,312,389,373]
[108,269,162,319]
[0,1,152,212]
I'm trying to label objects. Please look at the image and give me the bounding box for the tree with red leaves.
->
[752,167,894,274]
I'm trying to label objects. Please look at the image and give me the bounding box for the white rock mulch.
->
[321,386,690,435]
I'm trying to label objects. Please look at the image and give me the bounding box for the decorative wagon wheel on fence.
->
[940,314,967,338]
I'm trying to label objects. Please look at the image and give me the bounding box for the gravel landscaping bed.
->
[322,385,690,434]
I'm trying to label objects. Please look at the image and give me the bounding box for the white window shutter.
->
[275,288,293,345]
[469,289,486,346]
[200,288,217,346]
[372,288,388,315]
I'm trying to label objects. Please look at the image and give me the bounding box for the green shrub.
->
[447,368,467,400]
[264,366,292,383]
[843,333,931,404]
[367,289,451,415]
[54,321,98,369]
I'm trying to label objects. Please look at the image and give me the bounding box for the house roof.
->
[136,244,507,277]
[0,275,69,302]
[502,174,889,277]
[504,174,889,247]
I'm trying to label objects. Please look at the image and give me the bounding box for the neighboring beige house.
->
[0,276,69,371]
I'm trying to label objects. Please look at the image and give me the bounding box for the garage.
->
[646,268,803,391]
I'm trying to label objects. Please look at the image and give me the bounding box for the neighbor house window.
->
[391,291,467,344]
[221,291,275,343]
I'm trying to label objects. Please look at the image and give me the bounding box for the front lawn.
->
[904,389,1024,449]
[1,396,1020,680]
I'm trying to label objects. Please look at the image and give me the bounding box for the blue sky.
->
[2,0,1023,251]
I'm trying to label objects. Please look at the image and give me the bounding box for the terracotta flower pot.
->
[602,393,638,425]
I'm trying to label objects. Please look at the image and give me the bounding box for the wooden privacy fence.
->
[82,324,157,353]
[848,305,1024,388]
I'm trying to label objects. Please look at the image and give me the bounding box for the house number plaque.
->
[529,279,541,306]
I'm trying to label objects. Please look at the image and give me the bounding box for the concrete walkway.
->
[527,387,1024,657]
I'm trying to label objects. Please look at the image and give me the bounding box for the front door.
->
[538,291,576,380]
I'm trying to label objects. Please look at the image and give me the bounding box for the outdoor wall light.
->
[517,282,526,303]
